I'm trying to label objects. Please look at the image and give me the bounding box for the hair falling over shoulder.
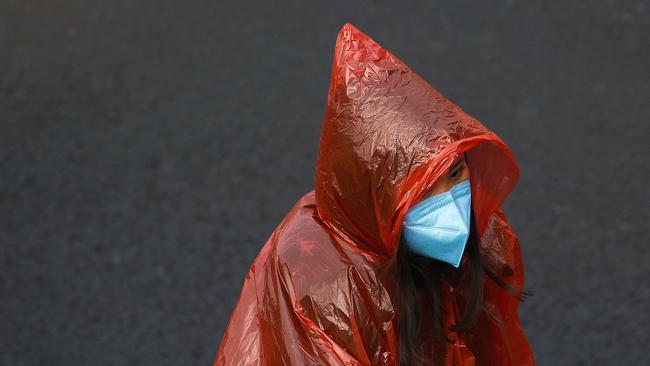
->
[395,205,534,366]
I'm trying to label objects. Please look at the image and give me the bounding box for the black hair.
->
[396,205,533,366]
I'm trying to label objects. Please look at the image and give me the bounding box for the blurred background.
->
[1,1,648,365]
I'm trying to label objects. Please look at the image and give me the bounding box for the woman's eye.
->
[450,165,463,178]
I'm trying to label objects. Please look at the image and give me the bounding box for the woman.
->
[213,23,535,365]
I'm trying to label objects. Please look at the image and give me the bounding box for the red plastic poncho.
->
[214,22,535,366]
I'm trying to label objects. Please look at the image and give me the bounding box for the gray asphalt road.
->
[1,1,648,365]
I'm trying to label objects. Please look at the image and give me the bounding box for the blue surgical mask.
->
[401,179,472,267]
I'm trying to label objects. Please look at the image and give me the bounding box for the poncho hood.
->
[214,23,535,366]
[315,23,520,259]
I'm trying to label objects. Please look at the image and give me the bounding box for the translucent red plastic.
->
[214,22,535,365]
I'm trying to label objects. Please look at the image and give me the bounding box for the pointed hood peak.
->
[330,23,407,91]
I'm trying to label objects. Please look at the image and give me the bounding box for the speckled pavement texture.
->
[1,1,648,365]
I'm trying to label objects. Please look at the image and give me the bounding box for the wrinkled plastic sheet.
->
[214,23,534,366]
